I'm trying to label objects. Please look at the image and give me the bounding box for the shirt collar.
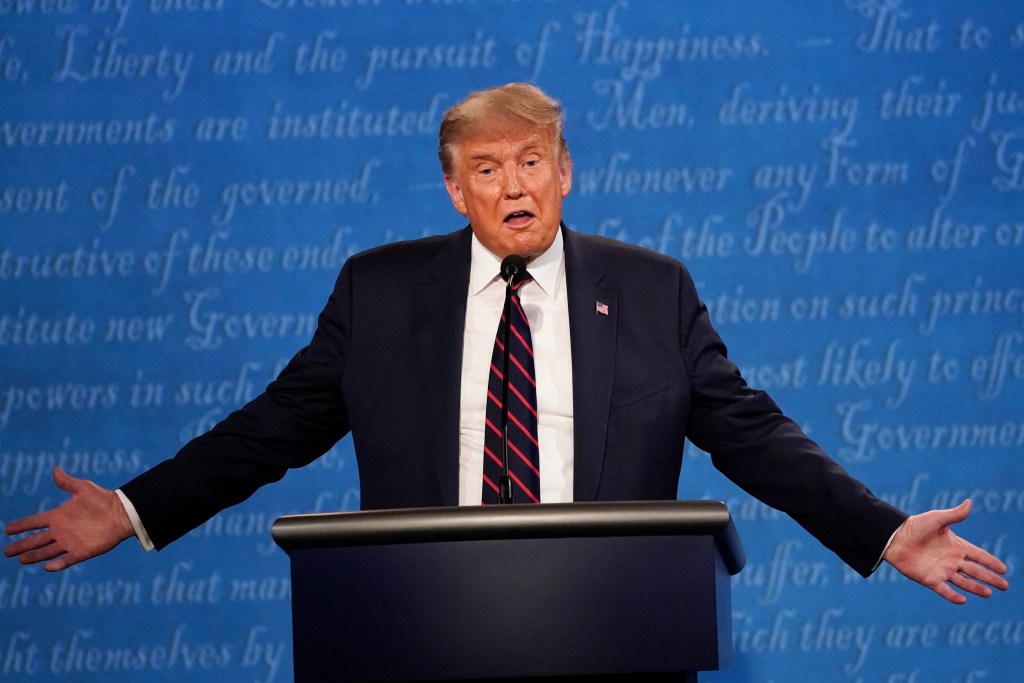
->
[468,227,565,298]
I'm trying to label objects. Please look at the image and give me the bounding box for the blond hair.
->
[438,82,569,175]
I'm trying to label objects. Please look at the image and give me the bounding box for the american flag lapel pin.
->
[595,300,609,316]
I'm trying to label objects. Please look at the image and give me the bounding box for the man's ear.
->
[443,175,468,216]
[559,150,573,198]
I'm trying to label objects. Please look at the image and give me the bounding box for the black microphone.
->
[500,254,527,285]
[496,254,527,503]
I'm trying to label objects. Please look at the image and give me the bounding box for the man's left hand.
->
[884,499,1009,604]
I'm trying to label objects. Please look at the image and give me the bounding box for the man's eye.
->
[524,159,540,167]
[479,168,495,176]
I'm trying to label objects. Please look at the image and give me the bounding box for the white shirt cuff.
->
[872,523,903,572]
[115,489,155,552]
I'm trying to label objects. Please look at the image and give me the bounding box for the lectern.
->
[272,500,744,682]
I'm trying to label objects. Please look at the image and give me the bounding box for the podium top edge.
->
[272,500,745,574]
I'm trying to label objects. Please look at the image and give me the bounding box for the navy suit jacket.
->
[122,225,905,576]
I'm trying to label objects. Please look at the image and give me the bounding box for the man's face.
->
[443,124,572,260]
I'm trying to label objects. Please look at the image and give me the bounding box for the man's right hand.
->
[4,466,134,572]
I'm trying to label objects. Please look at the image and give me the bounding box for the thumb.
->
[52,466,82,495]
[935,498,972,527]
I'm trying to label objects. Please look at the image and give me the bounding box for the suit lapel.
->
[414,227,472,506]
[563,227,618,501]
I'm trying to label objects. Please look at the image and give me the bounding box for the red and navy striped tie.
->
[482,274,540,504]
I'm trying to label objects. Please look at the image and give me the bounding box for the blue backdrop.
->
[1,1,1021,681]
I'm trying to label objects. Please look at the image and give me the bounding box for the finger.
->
[52,466,82,495]
[964,544,1009,576]
[950,571,994,599]
[5,512,52,536]
[962,560,1010,592]
[44,552,81,572]
[932,499,972,528]
[17,540,64,566]
[932,581,967,605]
[4,530,54,557]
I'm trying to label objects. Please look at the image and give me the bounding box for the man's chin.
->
[503,235,553,262]
[475,226,558,261]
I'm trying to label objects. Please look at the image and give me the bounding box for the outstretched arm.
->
[884,499,1009,604]
[3,466,134,572]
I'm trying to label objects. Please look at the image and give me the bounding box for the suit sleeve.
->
[676,265,907,577]
[118,264,356,549]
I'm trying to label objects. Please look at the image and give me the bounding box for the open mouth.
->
[504,211,535,226]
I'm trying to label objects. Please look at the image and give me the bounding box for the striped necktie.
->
[482,271,540,504]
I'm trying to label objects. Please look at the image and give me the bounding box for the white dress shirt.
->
[458,229,575,505]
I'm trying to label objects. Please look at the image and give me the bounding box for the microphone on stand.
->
[500,255,525,283]
[496,255,527,504]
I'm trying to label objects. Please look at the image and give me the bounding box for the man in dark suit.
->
[4,83,1008,603]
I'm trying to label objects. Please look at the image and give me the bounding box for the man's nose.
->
[503,163,523,197]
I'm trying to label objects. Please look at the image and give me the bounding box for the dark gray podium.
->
[272,500,745,682]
